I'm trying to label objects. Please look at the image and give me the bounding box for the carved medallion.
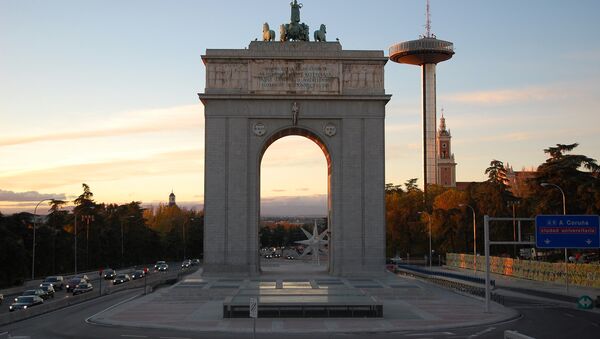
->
[253,123,266,136]
[324,123,337,137]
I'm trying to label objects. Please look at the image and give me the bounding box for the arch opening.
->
[258,127,332,275]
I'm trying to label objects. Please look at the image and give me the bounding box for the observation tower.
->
[389,0,454,196]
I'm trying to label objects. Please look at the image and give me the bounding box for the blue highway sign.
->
[535,215,600,249]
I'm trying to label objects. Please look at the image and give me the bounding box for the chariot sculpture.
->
[262,23,275,41]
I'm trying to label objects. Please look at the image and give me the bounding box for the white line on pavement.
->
[563,312,575,318]
[468,327,495,338]
[405,332,455,336]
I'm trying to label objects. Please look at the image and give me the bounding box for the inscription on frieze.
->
[249,61,341,94]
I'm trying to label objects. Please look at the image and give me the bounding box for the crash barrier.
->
[0,268,195,326]
[504,330,536,339]
[397,264,496,288]
[396,266,504,305]
[447,253,600,288]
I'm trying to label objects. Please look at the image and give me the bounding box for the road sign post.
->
[250,297,257,339]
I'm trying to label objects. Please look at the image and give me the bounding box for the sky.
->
[1,0,599,215]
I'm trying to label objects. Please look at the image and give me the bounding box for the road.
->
[2,287,599,339]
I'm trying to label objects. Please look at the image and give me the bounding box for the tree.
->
[485,160,509,188]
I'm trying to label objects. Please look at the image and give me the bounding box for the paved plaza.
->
[89,260,517,334]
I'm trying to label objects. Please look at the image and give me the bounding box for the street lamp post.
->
[541,182,568,293]
[82,215,94,270]
[120,216,134,268]
[418,212,432,269]
[32,199,54,280]
[460,204,477,271]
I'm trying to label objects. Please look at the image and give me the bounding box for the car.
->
[273,253,281,258]
[157,263,168,272]
[181,260,191,269]
[191,258,201,266]
[0,293,4,304]
[39,285,55,299]
[102,269,116,280]
[20,289,46,300]
[9,296,43,312]
[131,270,145,280]
[73,282,93,295]
[154,260,166,270]
[113,274,131,285]
[65,277,87,292]
[42,276,65,290]
[264,254,273,259]
[285,255,295,260]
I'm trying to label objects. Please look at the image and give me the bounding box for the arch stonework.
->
[199,42,390,276]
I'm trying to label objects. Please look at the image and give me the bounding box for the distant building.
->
[505,164,537,198]
[168,190,176,207]
[436,113,457,187]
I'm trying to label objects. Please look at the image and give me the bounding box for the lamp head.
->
[541,183,549,187]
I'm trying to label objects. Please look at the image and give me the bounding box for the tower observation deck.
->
[389,34,454,196]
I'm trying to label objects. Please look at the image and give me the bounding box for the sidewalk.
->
[89,264,518,334]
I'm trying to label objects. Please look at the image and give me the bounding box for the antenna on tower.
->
[425,0,432,38]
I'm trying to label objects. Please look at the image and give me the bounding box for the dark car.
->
[113,274,131,285]
[39,285,55,299]
[286,255,295,260]
[65,277,87,292]
[0,293,4,304]
[42,276,65,290]
[73,282,93,295]
[191,258,201,266]
[9,295,43,312]
[102,269,116,280]
[20,289,46,300]
[181,260,191,269]
[157,264,168,272]
[154,260,166,270]
[131,270,145,280]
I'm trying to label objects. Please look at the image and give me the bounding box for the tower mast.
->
[425,0,431,38]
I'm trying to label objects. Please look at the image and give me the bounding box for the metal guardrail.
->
[398,264,496,288]
[396,266,504,305]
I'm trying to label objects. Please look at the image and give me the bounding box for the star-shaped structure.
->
[295,220,328,264]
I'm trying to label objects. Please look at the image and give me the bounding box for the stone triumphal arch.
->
[199,41,390,276]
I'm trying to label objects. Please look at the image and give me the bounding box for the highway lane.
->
[0,287,214,339]
[0,262,182,315]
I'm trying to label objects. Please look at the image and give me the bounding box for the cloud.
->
[0,148,203,190]
[441,86,571,105]
[0,189,66,202]
[0,104,203,147]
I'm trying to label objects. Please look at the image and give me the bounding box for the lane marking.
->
[563,312,575,318]
[405,332,454,336]
[160,337,192,339]
[468,327,495,338]
[120,335,147,338]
